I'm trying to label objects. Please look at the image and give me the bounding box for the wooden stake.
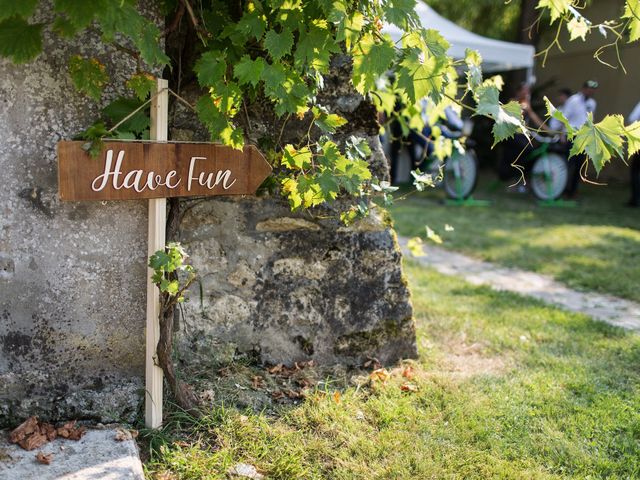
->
[145,78,168,429]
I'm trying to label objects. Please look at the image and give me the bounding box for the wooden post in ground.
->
[145,78,168,428]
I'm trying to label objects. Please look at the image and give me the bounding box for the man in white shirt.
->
[628,101,640,207]
[563,80,599,198]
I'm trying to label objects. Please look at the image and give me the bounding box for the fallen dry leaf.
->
[400,383,419,393]
[401,366,415,380]
[369,368,390,383]
[40,423,57,441]
[154,471,178,480]
[363,358,382,370]
[9,416,39,444]
[35,451,53,465]
[332,391,341,404]
[19,432,48,451]
[267,363,284,374]
[114,429,131,442]
[57,420,86,441]
[252,376,264,389]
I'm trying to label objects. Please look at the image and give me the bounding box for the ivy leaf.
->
[475,85,527,146]
[569,114,625,174]
[567,17,589,41]
[623,0,640,42]
[69,56,109,101]
[264,28,294,61]
[127,73,155,100]
[351,33,395,94]
[0,17,43,63]
[536,0,572,23]
[626,121,640,157]
[234,55,265,87]
[194,51,227,87]
[0,0,39,21]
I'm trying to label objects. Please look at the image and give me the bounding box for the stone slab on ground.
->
[0,428,144,480]
[399,237,640,331]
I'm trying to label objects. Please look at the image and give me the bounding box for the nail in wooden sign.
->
[57,141,272,201]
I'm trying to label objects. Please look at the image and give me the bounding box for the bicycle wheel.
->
[529,153,568,201]
[443,150,478,199]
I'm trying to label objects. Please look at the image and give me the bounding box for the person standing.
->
[628,101,640,207]
[562,80,599,198]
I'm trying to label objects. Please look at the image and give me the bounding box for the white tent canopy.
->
[383,3,535,73]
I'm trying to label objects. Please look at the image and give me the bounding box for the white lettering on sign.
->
[187,156,237,191]
[90,149,239,194]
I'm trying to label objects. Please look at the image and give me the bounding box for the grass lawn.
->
[387,177,640,302]
[144,262,640,479]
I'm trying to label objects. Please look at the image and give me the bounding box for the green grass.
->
[388,177,640,302]
[144,263,640,479]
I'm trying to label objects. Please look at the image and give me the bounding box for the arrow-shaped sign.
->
[57,141,272,201]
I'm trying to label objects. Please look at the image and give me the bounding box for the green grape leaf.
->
[137,23,171,67]
[475,85,527,146]
[537,0,572,23]
[0,0,38,21]
[281,177,303,210]
[570,114,625,174]
[69,55,109,101]
[464,49,483,91]
[351,33,395,94]
[316,170,340,200]
[294,20,339,72]
[54,0,109,29]
[264,28,294,61]
[0,17,43,63]
[567,17,589,41]
[282,145,312,170]
[313,108,347,133]
[396,53,443,104]
[336,11,364,52]
[624,121,640,157]
[623,0,640,42]
[234,55,265,87]
[219,125,245,150]
[384,0,418,30]
[102,97,149,134]
[194,51,227,87]
[235,9,266,42]
[544,96,575,137]
[127,73,155,100]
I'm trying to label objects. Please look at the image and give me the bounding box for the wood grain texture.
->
[57,140,272,201]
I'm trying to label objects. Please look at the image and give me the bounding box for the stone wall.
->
[0,7,154,425]
[0,11,416,425]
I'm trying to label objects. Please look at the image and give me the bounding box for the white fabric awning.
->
[383,3,535,73]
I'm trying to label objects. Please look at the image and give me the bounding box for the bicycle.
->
[525,134,569,202]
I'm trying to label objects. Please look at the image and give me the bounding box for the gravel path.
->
[398,237,640,332]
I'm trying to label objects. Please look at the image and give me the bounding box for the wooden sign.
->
[57,141,272,201]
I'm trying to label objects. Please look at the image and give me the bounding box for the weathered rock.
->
[176,198,416,367]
